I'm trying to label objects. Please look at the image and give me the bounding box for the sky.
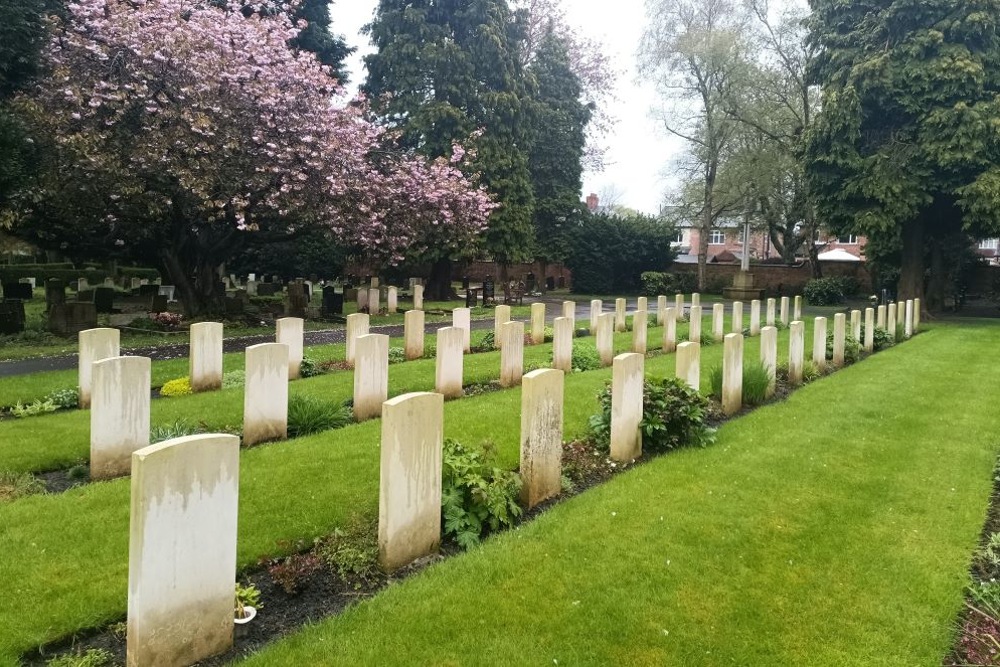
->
[331,1,680,216]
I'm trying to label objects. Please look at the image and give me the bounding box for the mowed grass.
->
[0,314,762,662]
[231,319,1000,667]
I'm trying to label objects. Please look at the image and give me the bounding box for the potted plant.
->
[234,582,261,638]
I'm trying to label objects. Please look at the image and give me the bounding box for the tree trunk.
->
[805,211,822,278]
[159,248,224,318]
[926,241,945,313]
[898,217,925,303]
[537,259,548,294]
[425,257,454,301]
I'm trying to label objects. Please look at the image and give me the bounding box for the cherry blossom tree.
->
[14,0,494,314]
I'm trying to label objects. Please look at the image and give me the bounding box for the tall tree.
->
[289,0,354,82]
[13,0,494,315]
[639,0,750,291]
[805,0,1000,310]
[364,0,536,298]
[525,27,591,290]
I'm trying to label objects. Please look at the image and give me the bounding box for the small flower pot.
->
[234,605,256,639]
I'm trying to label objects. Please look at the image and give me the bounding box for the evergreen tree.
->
[805,0,1000,310]
[289,0,354,83]
[364,0,536,297]
[526,26,591,290]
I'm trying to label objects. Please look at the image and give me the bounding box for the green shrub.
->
[589,377,715,454]
[803,277,846,305]
[46,649,114,667]
[150,419,200,444]
[317,515,379,581]
[860,324,895,351]
[566,212,677,293]
[287,395,352,438]
[160,377,192,397]
[299,356,321,378]
[570,345,601,372]
[825,328,862,364]
[802,359,821,382]
[710,362,774,406]
[388,347,406,364]
[222,370,245,389]
[977,532,1000,570]
[640,271,698,297]
[473,330,496,352]
[10,398,58,418]
[442,439,523,549]
[0,471,46,502]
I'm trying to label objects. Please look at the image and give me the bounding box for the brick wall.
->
[670,260,873,296]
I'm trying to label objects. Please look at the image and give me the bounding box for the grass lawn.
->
[0,314,759,663]
[233,319,1000,666]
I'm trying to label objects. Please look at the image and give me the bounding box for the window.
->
[673,230,684,244]
[838,235,859,245]
[979,238,999,250]
[709,230,726,245]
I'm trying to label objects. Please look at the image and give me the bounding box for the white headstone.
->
[562,300,575,323]
[766,298,776,326]
[239,341,289,453]
[789,321,805,385]
[675,293,685,317]
[793,295,803,321]
[127,434,240,667]
[851,310,862,342]
[520,369,564,509]
[357,287,369,311]
[691,293,701,307]
[500,321,525,388]
[780,296,790,325]
[887,303,898,341]
[611,352,644,462]
[663,306,677,353]
[354,334,389,422]
[552,316,573,373]
[676,341,700,391]
[596,312,615,367]
[378,392,443,572]
[189,322,223,392]
[614,298,627,332]
[589,299,602,332]
[368,287,381,315]
[732,301,744,333]
[722,333,744,416]
[637,296,648,313]
[904,299,913,338]
[877,304,887,329]
[749,300,761,336]
[864,308,875,353]
[531,302,546,345]
[632,309,648,354]
[91,356,150,479]
[914,298,921,333]
[435,327,464,398]
[813,316,828,370]
[453,307,471,353]
[404,310,425,360]
[712,303,725,342]
[275,317,304,380]
[413,284,424,311]
[345,313,370,367]
[78,327,121,408]
[832,313,846,368]
[760,326,777,398]
[494,304,511,348]
[688,305,703,342]
[387,287,398,314]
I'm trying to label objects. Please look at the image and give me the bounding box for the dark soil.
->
[943,468,1000,666]
[37,467,89,494]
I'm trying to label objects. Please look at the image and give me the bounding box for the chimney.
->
[585,192,599,212]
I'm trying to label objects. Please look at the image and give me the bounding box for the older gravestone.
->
[611,352,644,462]
[322,286,343,316]
[552,316,573,373]
[354,334,389,421]
[286,282,307,318]
[722,333,744,416]
[500,321,525,387]
[91,356,150,479]
[676,341,700,390]
[435,327,464,398]
[596,312,615,367]
[789,321,805,385]
[79,327,121,408]
[94,286,116,314]
[189,322,224,392]
[0,299,25,334]
[46,279,66,312]
[404,310,425,360]
[378,392,444,572]
[49,302,97,335]
[127,434,240,667]
[520,369,564,508]
[345,313,369,366]
[243,343,288,447]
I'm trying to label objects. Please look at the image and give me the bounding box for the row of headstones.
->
[106,296,927,666]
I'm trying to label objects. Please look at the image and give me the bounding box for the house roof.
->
[817,248,861,262]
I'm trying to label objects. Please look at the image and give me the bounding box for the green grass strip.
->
[233,320,999,666]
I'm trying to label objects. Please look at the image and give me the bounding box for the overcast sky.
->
[331,1,680,215]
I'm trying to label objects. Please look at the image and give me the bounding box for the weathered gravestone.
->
[520,368,564,509]
[0,299,25,334]
[46,279,66,312]
[49,302,97,335]
[150,295,168,313]
[322,286,344,316]
[286,282,307,319]
[94,286,115,314]
[2,282,32,300]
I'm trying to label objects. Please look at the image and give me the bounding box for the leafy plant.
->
[222,370,245,389]
[640,271,697,296]
[45,388,79,410]
[825,328,862,364]
[388,346,406,364]
[317,515,379,581]
[472,330,496,352]
[442,439,523,549]
[299,355,321,378]
[159,377,192,397]
[150,419,200,444]
[803,277,847,305]
[46,648,114,667]
[741,361,772,406]
[979,533,1000,571]
[589,377,715,454]
[287,394,351,438]
[266,552,323,595]
[11,398,58,418]
[570,345,601,372]
[235,582,262,618]
[0,471,46,502]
